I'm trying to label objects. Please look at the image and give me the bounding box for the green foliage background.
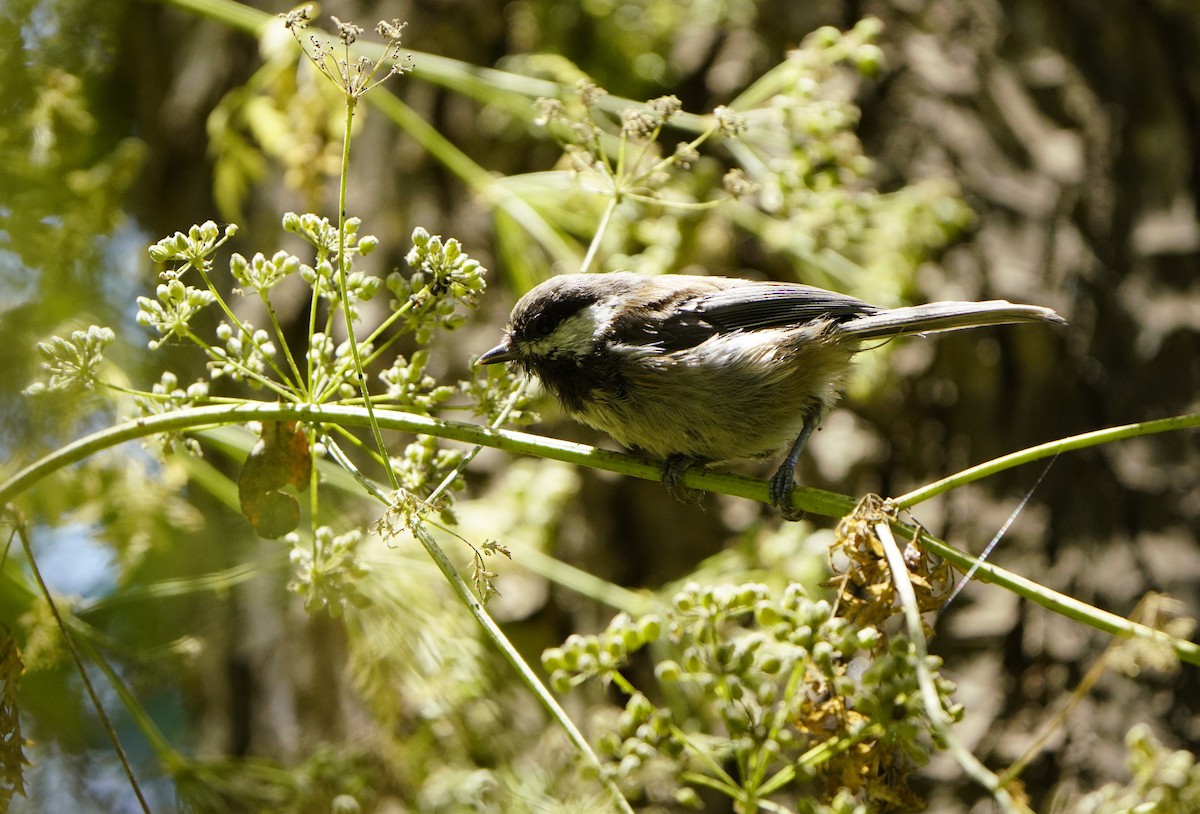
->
[1,0,1198,812]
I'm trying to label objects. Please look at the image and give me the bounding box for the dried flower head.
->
[331,16,363,45]
[577,79,607,109]
[713,104,747,136]
[281,5,313,31]
[533,97,566,126]
[376,18,407,41]
[649,94,682,120]
[286,14,414,98]
[620,107,658,140]
[722,168,759,199]
[673,141,700,169]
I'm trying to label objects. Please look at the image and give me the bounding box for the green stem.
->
[643,125,719,177]
[896,413,1200,508]
[171,321,297,400]
[751,657,809,789]
[876,519,1030,813]
[623,192,723,210]
[11,515,153,813]
[312,352,367,405]
[305,260,323,397]
[358,285,427,348]
[260,291,308,398]
[367,90,580,270]
[673,725,743,791]
[607,670,638,697]
[406,525,642,812]
[321,441,634,814]
[426,380,526,506]
[914,526,1199,666]
[151,0,713,134]
[333,95,399,492]
[354,328,407,373]
[625,125,664,184]
[192,263,297,389]
[758,724,883,797]
[614,127,629,183]
[68,621,181,761]
[679,770,740,799]
[3,403,1197,668]
[579,194,619,275]
[498,544,653,616]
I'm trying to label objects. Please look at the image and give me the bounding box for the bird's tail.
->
[839,300,1066,341]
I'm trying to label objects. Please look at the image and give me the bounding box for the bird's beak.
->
[477,340,515,365]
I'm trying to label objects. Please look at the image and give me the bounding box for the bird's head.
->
[477,274,641,372]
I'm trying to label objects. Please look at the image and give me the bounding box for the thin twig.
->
[332,96,400,494]
[579,195,618,275]
[322,428,635,814]
[2,404,1198,668]
[875,517,1030,814]
[9,510,152,814]
[896,414,1199,508]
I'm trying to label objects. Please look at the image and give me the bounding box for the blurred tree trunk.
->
[850,0,1200,806]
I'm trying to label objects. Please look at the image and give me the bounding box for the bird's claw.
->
[769,465,805,521]
[662,455,704,504]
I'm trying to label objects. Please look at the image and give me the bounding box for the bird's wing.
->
[682,283,878,332]
[615,282,880,352]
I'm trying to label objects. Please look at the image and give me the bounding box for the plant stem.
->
[321,442,634,814]
[10,514,152,814]
[3,403,1198,668]
[154,0,715,138]
[180,324,297,401]
[407,523,635,814]
[182,249,299,390]
[896,412,1200,508]
[580,194,618,275]
[332,94,399,492]
[261,292,308,398]
[876,517,1030,814]
[367,91,580,270]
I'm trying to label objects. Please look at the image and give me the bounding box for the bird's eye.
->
[532,314,557,337]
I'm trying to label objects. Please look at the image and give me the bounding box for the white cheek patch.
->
[529,299,621,359]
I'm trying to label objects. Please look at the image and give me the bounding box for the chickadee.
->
[478,272,1065,516]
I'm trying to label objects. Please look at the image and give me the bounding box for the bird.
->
[477,272,1065,517]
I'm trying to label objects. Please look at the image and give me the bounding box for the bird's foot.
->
[769,464,805,521]
[662,455,704,504]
